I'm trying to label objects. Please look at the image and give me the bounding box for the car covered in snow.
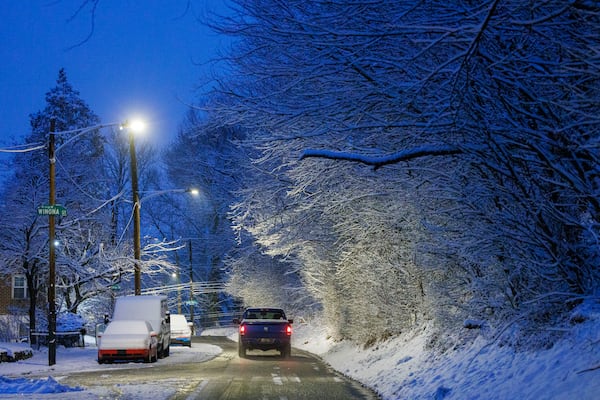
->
[233,308,293,358]
[111,295,171,358]
[170,314,193,347]
[97,320,158,364]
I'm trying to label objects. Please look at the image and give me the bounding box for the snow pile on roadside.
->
[0,376,81,394]
[0,339,222,396]
[293,304,600,400]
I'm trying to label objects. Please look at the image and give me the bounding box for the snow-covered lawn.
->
[1,309,599,399]
[0,336,222,399]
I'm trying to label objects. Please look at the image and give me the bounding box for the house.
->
[0,274,29,341]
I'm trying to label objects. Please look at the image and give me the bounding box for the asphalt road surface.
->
[62,336,379,399]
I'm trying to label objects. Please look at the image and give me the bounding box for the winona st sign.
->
[37,204,67,217]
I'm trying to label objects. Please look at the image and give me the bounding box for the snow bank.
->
[293,302,600,400]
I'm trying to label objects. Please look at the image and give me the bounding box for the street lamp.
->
[120,119,145,295]
[120,120,199,296]
[43,119,144,364]
[138,187,200,202]
[172,269,182,314]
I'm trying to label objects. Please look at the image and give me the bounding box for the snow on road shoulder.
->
[0,338,222,397]
[293,311,600,400]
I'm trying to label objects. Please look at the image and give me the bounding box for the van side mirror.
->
[233,318,240,324]
[288,319,294,324]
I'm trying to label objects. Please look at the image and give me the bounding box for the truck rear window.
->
[244,309,286,320]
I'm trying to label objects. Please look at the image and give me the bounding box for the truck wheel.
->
[238,343,246,358]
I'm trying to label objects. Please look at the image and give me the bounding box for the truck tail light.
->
[239,325,246,336]
[286,324,292,336]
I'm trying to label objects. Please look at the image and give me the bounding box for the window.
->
[12,275,27,300]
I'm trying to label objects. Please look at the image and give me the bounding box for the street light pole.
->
[128,129,142,296]
[47,119,57,366]
[174,251,182,314]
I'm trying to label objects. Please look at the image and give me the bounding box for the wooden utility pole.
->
[48,119,56,366]
[129,130,141,295]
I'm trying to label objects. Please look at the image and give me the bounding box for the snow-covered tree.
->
[100,124,179,294]
[0,72,188,342]
[208,0,600,345]
[160,110,250,324]
[0,69,109,339]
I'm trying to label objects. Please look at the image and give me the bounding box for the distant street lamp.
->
[173,268,182,314]
[139,187,200,202]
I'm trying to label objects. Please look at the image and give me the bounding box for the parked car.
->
[233,308,293,358]
[111,295,171,358]
[170,314,193,347]
[97,320,158,364]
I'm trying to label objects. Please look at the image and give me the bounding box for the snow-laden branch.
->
[0,143,46,153]
[300,145,464,168]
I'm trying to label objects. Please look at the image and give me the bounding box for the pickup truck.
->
[233,308,293,358]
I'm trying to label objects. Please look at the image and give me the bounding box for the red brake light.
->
[286,325,292,336]
[239,324,246,335]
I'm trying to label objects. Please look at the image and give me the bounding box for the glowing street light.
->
[138,187,200,203]
[127,119,146,133]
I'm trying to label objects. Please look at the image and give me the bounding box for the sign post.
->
[47,120,56,367]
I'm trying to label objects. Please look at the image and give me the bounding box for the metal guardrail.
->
[139,282,227,296]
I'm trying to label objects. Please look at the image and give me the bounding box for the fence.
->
[30,330,86,349]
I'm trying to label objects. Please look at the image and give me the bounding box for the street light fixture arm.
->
[137,188,200,204]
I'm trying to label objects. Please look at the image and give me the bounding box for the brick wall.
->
[0,275,28,315]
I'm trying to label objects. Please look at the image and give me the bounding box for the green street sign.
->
[37,204,67,217]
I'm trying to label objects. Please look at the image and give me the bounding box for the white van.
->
[112,295,171,358]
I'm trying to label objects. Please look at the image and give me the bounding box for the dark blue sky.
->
[0,1,228,147]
